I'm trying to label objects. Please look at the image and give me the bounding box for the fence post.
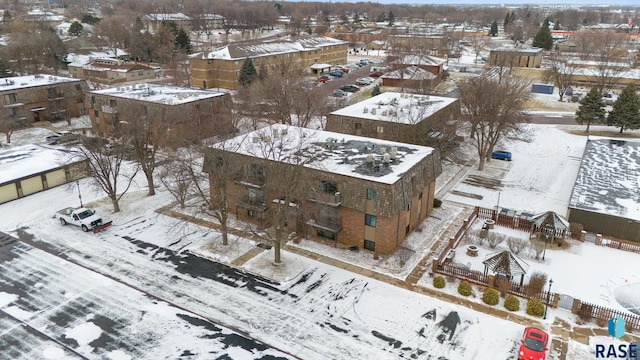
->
[580,230,586,242]
[449,236,455,247]
[551,293,559,308]
[431,258,439,273]
[488,275,495,288]
[571,299,581,314]
[463,219,468,230]
[595,234,602,245]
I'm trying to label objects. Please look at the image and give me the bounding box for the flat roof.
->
[90,83,226,105]
[329,92,457,124]
[569,138,640,221]
[213,124,435,185]
[0,75,80,92]
[0,145,73,184]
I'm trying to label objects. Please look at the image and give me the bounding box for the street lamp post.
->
[76,180,83,207]
[542,233,548,260]
[543,279,554,320]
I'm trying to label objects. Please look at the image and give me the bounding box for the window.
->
[355,123,362,130]
[4,93,16,104]
[406,225,410,235]
[365,214,376,227]
[317,230,336,240]
[419,191,423,200]
[376,126,384,133]
[364,240,375,251]
[75,84,81,91]
[77,97,83,103]
[109,99,117,107]
[406,203,411,211]
[91,96,96,104]
[248,163,264,181]
[94,110,99,117]
[366,189,377,200]
[320,180,337,193]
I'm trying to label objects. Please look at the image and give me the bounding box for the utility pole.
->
[77,180,83,207]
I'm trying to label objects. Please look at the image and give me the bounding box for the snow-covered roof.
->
[196,37,346,60]
[0,145,75,184]
[391,55,445,66]
[0,74,80,92]
[329,92,457,125]
[490,47,543,56]
[65,49,129,67]
[569,138,640,221]
[90,83,225,105]
[212,124,435,185]
[381,66,436,81]
[145,13,191,21]
[482,250,530,277]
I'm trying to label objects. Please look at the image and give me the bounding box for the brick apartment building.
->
[488,47,543,68]
[325,92,460,150]
[206,124,441,256]
[0,74,88,124]
[86,83,234,146]
[68,58,156,85]
[189,36,347,90]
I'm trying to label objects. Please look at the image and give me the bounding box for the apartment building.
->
[325,92,460,150]
[488,47,543,68]
[189,36,347,90]
[87,83,233,146]
[206,124,441,256]
[0,74,88,124]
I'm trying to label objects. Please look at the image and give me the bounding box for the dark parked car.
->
[518,327,549,360]
[369,71,384,78]
[340,85,360,93]
[332,89,348,97]
[491,150,512,161]
[329,71,344,77]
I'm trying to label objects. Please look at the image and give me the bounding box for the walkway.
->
[156,203,640,359]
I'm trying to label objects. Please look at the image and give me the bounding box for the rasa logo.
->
[595,316,638,359]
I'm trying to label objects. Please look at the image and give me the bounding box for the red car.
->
[318,77,328,83]
[369,71,384,78]
[518,327,549,360]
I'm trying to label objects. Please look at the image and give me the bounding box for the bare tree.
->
[507,237,529,255]
[157,159,194,209]
[547,51,578,102]
[71,138,140,213]
[458,70,531,170]
[578,31,628,94]
[0,103,28,144]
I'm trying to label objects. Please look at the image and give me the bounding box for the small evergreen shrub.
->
[433,198,442,208]
[433,275,446,289]
[504,295,520,311]
[482,288,500,305]
[526,299,545,317]
[458,281,472,296]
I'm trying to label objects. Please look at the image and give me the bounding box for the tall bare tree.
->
[458,70,531,170]
[547,51,578,102]
[0,103,27,144]
[579,31,628,94]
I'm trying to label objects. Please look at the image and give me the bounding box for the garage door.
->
[0,183,19,204]
[46,169,67,188]
[20,176,44,196]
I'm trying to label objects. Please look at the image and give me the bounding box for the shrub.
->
[433,276,446,289]
[504,295,520,311]
[482,288,500,305]
[526,299,545,317]
[569,222,584,239]
[371,85,381,97]
[525,272,547,297]
[433,198,442,208]
[487,233,505,248]
[507,237,529,254]
[458,281,472,296]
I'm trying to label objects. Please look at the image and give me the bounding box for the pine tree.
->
[174,28,192,53]
[68,21,84,36]
[575,87,606,133]
[387,11,395,26]
[490,20,499,37]
[371,85,381,97]
[532,24,553,50]
[607,83,640,133]
[238,58,257,87]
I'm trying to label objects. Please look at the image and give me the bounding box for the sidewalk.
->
[156,203,640,358]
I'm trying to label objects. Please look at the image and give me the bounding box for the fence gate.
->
[558,294,573,310]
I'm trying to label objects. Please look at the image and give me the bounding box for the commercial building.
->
[206,124,441,256]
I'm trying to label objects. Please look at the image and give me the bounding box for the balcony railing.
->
[308,191,342,207]
[306,216,343,233]
[236,195,267,212]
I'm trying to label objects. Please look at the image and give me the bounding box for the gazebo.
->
[530,211,570,246]
[482,250,530,286]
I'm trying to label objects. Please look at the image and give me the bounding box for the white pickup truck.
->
[54,207,112,233]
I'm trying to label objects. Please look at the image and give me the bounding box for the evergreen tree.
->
[0,59,10,77]
[575,87,606,132]
[174,28,192,53]
[503,12,515,31]
[68,21,84,36]
[81,14,101,25]
[532,24,553,50]
[238,58,257,87]
[387,11,395,26]
[607,83,640,133]
[490,20,499,37]
[371,85,381,97]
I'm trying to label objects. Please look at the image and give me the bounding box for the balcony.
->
[47,93,65,100]
[101,105,117,114]
[236,195,267,212]
[308,191,342,207]
[306,216,342,233]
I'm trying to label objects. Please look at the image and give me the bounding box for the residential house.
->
[0,74,88,124]
[87,83,234,146]
[189,36,347,90]
[205,124,441,256]
[68,58,155,85]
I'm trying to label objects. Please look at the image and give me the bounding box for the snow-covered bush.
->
[526,299,545,317]
[504,295,520,311]
[507,237,529,254]
[487,233,505,248]
[482,288,500,305]
[433,275,446,288]
[458,280,472,296]
[524,272,547,297]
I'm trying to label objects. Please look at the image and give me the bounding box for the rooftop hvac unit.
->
[363,107,368,113]
[383,153,391,164]
[379,146,386,154]
[366,154,373,164]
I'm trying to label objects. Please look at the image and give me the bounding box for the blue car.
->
[491,151,512,161]
[329,71,344,77]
